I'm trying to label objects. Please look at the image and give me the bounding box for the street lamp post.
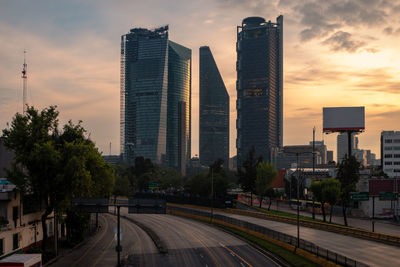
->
[211,167,214,223]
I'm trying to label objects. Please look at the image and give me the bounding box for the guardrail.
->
[225,207,400,247]
[168,205,368,267]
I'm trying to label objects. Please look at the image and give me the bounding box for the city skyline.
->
[1,1,400,160]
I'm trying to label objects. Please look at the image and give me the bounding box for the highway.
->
[206,208,400,267]
[52,211,281,266]
[52,213,158,266]
[122,209,281,267]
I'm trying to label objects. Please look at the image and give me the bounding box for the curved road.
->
[122,208,281,267]
[52,211,280,266]
[52,213,158,266]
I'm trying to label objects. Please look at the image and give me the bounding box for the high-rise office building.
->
[337,132,358,164]
[381,131,400,178]
[236,16,283,166]
[121,26,191,173]
[167,41,191,175]
[199,46,229,169]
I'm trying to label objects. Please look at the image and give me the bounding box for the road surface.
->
[52,211,281,267]
[203,207,400,267]
[122,208,281,267]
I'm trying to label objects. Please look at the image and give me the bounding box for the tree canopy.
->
[2,106,115,249]
[255,162,277,208]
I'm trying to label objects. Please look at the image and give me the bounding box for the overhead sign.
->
[148,181,159,190]
[379,192,398,201]
[128,198,166,214]
[71,198,109,213]
[350,192,369,201]
[323,107,365,133]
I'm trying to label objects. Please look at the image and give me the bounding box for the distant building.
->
[309,140,327,164]
[327,150,334,163]
[337,132,358,164]
[120,26,191,175]
[275,145,322,170]
[229,156,237,171]
[199,46,229,169]
[102,155,121,165]
[0,137,13,178]
[381,131,400,178]
[236,16,283,167]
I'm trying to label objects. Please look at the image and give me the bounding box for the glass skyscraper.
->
[199,46,229,169]
[121,26,191,173]
[236,16,283,167]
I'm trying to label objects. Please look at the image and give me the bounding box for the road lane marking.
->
[218,242,253,267]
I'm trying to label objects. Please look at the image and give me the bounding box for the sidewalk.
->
[240,199,400,236]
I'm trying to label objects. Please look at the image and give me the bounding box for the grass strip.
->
[213,223,321,267]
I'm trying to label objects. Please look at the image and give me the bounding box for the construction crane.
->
[22,50,27,114]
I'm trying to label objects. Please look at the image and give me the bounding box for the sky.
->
[0,0,400,161]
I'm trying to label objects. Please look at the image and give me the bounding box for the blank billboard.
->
[323,107,365,132]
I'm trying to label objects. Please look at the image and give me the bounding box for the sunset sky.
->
[1,0,400,160]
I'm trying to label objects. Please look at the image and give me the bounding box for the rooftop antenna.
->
[109,142,112,156]
[22,50,28,114]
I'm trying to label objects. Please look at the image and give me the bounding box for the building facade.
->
[337,132,358,164]
[381,131,400,178]
[236,16,283,167]
[167,41,191,175]
[121,26,191,173]
[199,46,229,169]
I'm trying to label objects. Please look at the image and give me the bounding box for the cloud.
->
[322,31,366,52]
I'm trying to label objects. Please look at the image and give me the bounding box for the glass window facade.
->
[199,46,229,169]
[236,16,283,166]
[121,26,191,172]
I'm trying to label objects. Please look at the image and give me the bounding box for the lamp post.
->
[211,167,214,223]
[285,150,314,249]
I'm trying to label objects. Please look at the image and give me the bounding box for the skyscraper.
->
[121,26,191,173]
[167,41,191,175]
[236,16,283,167]
[337,132,358,164]
[199,46,229,169]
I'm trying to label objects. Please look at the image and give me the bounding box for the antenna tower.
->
[22,50,28,114]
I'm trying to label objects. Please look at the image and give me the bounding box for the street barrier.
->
[167,205,369,267]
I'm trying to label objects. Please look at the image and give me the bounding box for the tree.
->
[255,162,277,208]
[238,147,263,206]
[322,178,341,223]
[2,106,115,250]
[336,155,360,226]
[310,181,326,222]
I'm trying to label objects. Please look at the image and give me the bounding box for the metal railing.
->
[168,205,369,267]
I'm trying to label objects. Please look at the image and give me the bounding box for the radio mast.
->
[22,50,28,114]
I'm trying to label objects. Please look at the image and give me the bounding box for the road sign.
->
[148,181,159,190]
[71,198,109,213]
[128,198,166,214]
[379,192,398,201]
[350,192,369,201]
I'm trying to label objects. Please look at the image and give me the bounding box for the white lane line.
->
[218,242,253,267]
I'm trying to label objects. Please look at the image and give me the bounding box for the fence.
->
[167,205,369,267]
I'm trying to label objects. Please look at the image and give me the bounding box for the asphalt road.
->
[51,213,158,267]
[209,209,400,267]
[52,211,281,267]
[121,208,281,267]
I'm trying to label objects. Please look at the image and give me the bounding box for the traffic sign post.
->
[350,192,369,201]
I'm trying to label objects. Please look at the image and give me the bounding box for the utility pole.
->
[22,50,28,114]
[211,167,214,223]
[312,127,316,220]
[296,152,300,248]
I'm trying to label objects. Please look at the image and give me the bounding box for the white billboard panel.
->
[323,107,365,132]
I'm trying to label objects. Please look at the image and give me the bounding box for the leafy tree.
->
[322,178,341,223]
[336,155,360,226]
[255,162,277,208]
[2,106,114,250]
[113,174,131,197]
[310,181,326,222]
[238,147,263,206]
[156,168,183,191]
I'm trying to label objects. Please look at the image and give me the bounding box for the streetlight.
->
[285,150,314,248]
